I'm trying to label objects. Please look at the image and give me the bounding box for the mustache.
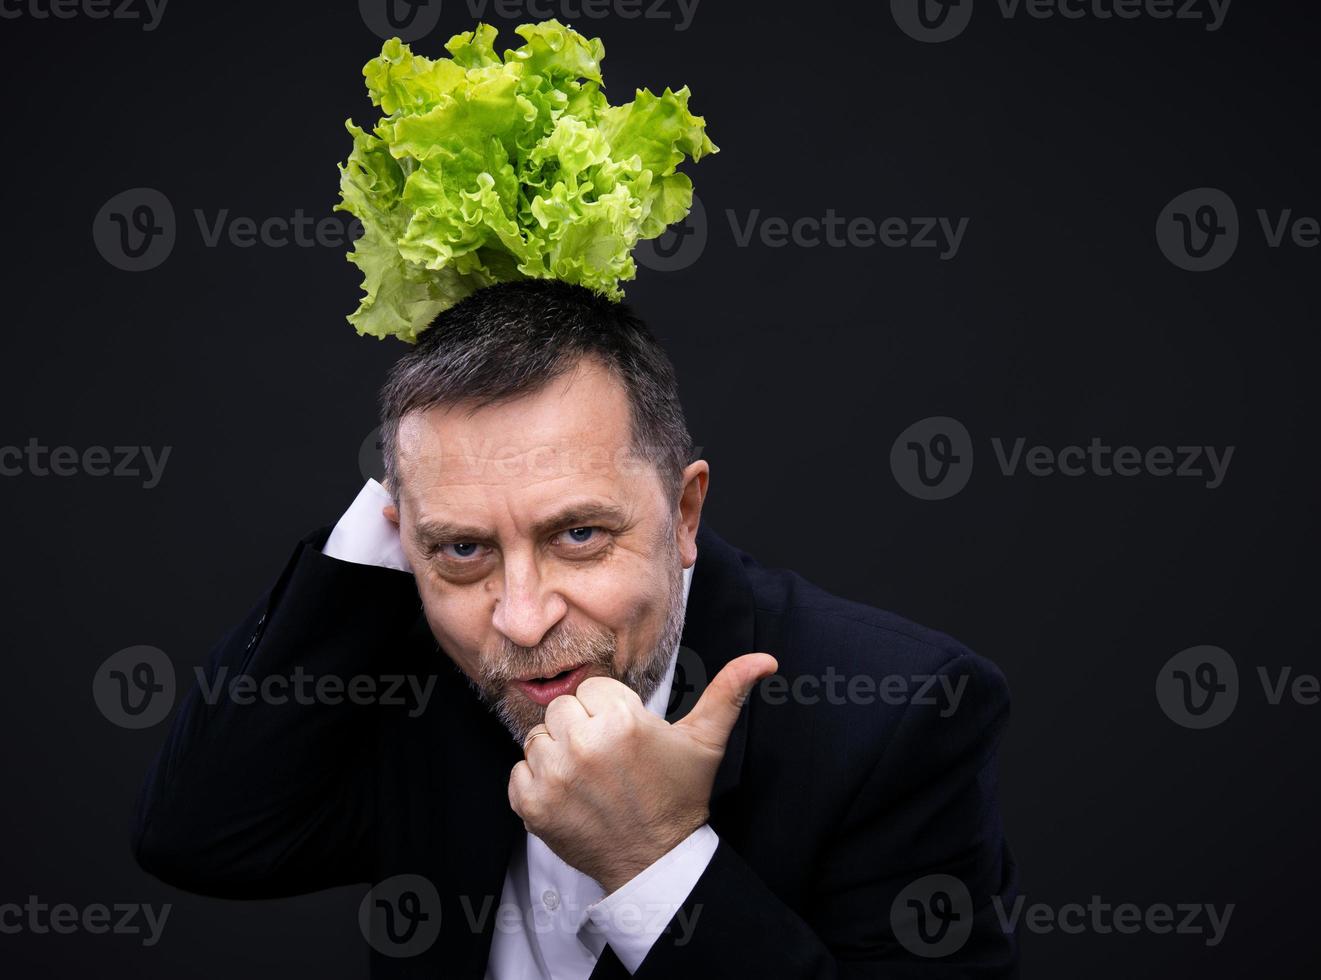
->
[479,621,617,687]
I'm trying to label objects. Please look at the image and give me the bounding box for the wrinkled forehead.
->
[394,358,656,512]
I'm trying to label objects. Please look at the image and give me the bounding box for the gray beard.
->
[466,549,687,745]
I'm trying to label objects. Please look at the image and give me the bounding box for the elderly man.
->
[132,278,1018,978]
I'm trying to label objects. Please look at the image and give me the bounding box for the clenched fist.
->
[508,652,778,894]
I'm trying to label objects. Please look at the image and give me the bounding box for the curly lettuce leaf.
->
[335,18,717,342]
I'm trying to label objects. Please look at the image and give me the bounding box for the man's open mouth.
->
[512,663,592,707]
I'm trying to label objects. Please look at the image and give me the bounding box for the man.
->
[132,278,1019,977]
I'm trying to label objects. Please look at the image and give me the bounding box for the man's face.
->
[391,356,706,743]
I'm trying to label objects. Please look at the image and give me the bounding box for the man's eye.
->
[439,542,485,560]
[559,526,599,546]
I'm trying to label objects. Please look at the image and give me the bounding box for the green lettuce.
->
[335,19,717,342]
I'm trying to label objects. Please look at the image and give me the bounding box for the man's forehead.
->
[395,428,635,494]
[397,358,632,467]
[394,358,657,507]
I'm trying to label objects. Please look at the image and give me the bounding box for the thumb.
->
[675,652,778,751]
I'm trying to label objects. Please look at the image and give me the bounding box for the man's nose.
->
[490,555,567,649]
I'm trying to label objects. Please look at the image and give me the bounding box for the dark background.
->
[2,0,1317,975]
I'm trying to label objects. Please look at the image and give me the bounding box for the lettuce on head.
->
[335,19,717,343]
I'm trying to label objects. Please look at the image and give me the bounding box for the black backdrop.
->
[2,0,1317,976]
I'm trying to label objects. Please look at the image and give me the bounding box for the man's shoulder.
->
[702,527,1012,828]
[722,531,1000,684]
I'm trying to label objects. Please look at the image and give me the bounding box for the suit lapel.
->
[677,521,758,805]
[434,655,525,975]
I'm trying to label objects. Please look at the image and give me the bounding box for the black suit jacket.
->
[133,520,1018,977]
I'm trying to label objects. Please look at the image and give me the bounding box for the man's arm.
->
[625,651,1018,978]
[131,485,421,899]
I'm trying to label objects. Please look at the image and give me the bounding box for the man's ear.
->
[674,459,709,568]
[381,475,401,527]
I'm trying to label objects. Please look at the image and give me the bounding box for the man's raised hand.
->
[508,653,778,893]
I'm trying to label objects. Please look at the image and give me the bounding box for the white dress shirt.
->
[323,479,718,978]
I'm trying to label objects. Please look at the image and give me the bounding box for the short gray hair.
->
[379,279,694,507]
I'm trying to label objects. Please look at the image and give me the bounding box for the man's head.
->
[378,280,708,742]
